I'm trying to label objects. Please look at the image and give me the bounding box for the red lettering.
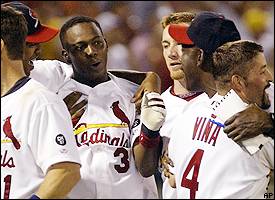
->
[200,120,213,142]
[90,129,100,144]
[197,118,206,141]
[1,150,15,168]
[208,126,221,146]
[111,137,120,146]
[192,117,203,140]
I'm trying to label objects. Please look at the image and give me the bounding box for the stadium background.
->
[15,1,275,92]
[3,1,274,198]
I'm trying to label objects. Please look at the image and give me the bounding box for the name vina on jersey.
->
[192,116,223,146]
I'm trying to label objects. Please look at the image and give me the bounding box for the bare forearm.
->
[134,142,161,177]
[36,162,81,199]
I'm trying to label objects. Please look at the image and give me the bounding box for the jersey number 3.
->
[113,147,129,173]
[181,149,204,199]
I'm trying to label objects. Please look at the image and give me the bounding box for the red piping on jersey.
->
[170,85,204,101]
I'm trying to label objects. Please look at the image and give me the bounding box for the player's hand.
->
[224,104,273,142]
[140,92,166,131]
[160,148,176,188]
[132,72,161,113]
[63,91,87,127]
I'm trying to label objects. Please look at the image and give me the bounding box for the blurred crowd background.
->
[4,1,274,91]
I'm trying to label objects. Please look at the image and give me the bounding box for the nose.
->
[84,44,97,57]
[266,68,273,82]
[168,45,180,60]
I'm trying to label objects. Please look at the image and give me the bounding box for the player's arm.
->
[133,92,166,177]
[33,162,81,199]
[224,104,274,141]
[29,96,82,199]
[108,70,147,84]
[63,91,87,127]
[109,70,161,112]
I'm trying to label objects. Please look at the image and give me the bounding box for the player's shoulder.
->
[31,59,73,92]
[108,72,139,97]
[32,59,73,77]
[23,78,65,106]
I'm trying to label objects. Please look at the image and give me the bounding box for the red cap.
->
[168,23,194,45]
[3,1,59,43]
[26,25,59,43]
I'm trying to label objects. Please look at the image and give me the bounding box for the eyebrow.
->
[71,36,103,46]
[162,40,169,44]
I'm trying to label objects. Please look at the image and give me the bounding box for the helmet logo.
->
[29,9,39,28]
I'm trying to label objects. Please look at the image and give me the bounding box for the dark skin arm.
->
[224,103,274,142]
[133,138,163,177]
[63,92,87,127]
[109,70,148,85]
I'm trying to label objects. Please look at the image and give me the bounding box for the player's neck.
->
[173,80,189,95]
[72,72,110,88]
[1,59,26,97]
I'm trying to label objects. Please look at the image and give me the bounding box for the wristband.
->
[140,123,160,138]
[139,133,160,148]
[139,124,160,148]
[30,194,40,199]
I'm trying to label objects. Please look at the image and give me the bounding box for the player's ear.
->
[231,74,247,94]
[104,38,108,49]
[1,39,4,52]
[196,49,204,67]
[62,49,72,64]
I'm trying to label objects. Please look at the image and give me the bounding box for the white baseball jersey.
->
[1,77,81,199]
[30,60,158,199]
[160,87,209,199]
[169,91,273,199]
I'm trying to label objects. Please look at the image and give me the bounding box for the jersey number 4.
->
[181,149,204,199]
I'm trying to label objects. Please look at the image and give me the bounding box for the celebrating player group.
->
[1,1,274,199]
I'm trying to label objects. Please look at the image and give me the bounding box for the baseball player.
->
[159,12,215,199]
[168,12,274,198]
[1,6,81,199]
[21,15,166,198]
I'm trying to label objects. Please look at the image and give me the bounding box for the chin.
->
[170,71,184,80]
[259,95,271,109]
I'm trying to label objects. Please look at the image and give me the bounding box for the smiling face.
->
[242,52,273,109]
[63,22,108,86]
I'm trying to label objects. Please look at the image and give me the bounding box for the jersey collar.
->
[2,76,31,97]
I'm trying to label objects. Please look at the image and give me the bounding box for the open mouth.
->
[91,61,101,67]
[170,62,182,69]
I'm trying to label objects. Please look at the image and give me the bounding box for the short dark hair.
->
[213,40,264,80]
[60,16,103,50]
[1,5,27,60]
